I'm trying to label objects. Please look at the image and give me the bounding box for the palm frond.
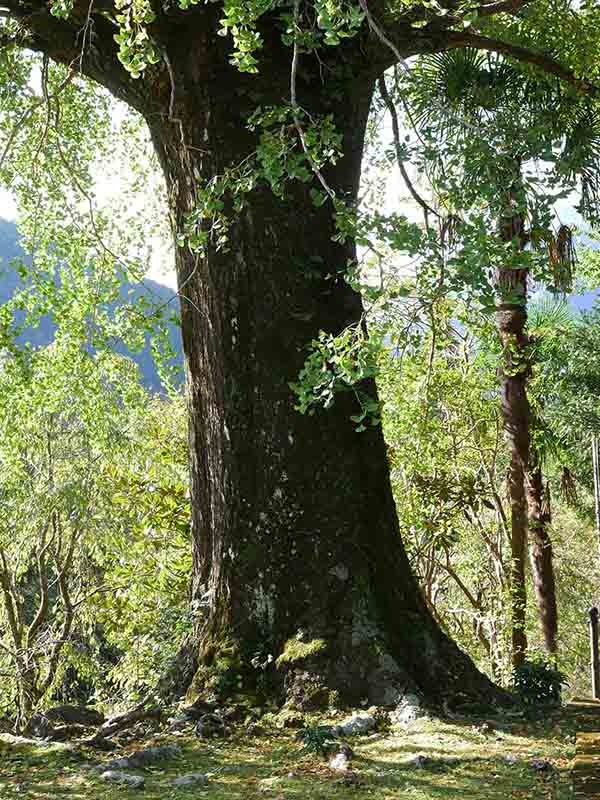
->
[528,294,575,334]
[559,104,600,224]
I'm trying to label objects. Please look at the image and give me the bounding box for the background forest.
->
[2,58,600,724]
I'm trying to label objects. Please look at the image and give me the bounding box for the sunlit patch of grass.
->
[0,711,575,799]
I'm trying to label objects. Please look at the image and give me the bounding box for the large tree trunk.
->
[144,28,502,710]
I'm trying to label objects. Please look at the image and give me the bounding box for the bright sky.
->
[0,123,584,294]
[0,188,16,220]
[0,160,178,290]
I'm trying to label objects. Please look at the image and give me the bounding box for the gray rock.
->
[172,772,209,787]
[127,744,181,767]
[103,757,133,770]
[329,752,351,772]
[333,713,376,736]
[168,715,191,732]
[44,705,104,727]
[100,770,145,789]
[195,713,230,739]
[530,758,553,772]
[259,776,284,793]
[391,693,427,726]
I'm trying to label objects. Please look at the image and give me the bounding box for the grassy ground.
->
[0,710,576,799]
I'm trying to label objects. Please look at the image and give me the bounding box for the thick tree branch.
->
[39,531,76,697]
[474,0,531,18]
[25,521,53,651]
[0,549,23,651]
[361,1,598,99]
[2,6,151,112]
[443,30,598,93]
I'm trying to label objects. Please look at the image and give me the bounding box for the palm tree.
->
[383,49,599,662]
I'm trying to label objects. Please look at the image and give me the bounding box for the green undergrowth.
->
[0,710,577,799]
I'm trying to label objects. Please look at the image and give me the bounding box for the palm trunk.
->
[496,187,557,663]
[593,436,600,557]
[496,189,531,669]
[496,280,530,665]
[508,452,528,667]
[525,464,558,654]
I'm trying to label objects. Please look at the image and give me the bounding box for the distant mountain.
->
[0,218,184,391]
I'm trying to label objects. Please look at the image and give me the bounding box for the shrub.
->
[513,656,568,705]
[295,724,338,757]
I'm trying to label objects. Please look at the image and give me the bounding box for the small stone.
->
[391,693,427,727]
[246,722,264,737]
[128,744,181,767]
[195,713,230,739]
[329,752,350,772]
[259,776,284,793]
[172,772,209,787]
[103,757,133,770]
[504,754,519,764]
[412,754,429,769]
[530,758,553,771]
[333,713,376,736]
[100,770,145,789]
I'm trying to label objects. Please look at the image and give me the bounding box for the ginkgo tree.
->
[0,333,144,729]
[1,0,599,709]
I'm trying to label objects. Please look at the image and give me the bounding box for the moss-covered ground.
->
[0,710,576,799]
